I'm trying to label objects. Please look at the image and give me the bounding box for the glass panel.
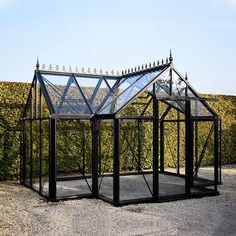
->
[105,78,117,90]
[172,70,187,97]
[99,70,161,114]
[25,121,31,186]
[93,80,111,112]
[56,120,92,198]
[75,76,109,112]
[41,74,91,115]
[41,120,50,196]
[159,121,185,197]
[191,100,213,117]
[32,120,40,190]
[187,89,213,117]
[98,120,114,200]
[191,121,215,194]
[119,120,153,201]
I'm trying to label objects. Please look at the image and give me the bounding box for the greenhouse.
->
[20,52,221,206]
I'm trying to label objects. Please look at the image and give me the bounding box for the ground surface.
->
[0,165,236,236]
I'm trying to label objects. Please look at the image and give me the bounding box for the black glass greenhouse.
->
[20,52,221,206]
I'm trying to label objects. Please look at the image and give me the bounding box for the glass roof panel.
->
[99,70,162,114]
[74,76,110,112]
[42,74,91,115]
[91,80,111,112]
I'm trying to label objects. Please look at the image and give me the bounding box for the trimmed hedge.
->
[0,81,236,180]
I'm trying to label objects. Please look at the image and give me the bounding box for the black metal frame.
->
[20,55,221,206]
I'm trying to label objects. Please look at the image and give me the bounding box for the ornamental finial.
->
[185,72,188,80]
[36,57,39,70]
[169,49,173,63]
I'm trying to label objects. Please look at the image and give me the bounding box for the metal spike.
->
[56,65,59,71]
[169,49,173,63]
[94,68,97,74]
[36,57,39,70]
[162,59,164,64]
[138,66,140,71]
[117,71,119,75]
[145,64,147,69]
[49,64,52,70]
[69,66,72,72]
[82,67,85,73]
[149,63,152,68]
[62,65,65,71]
[88,67,91,73]
[106,71,109,75]
[157,60,160,66]
[134,67,137,72]
[122,70,124,75]
[125,69,127,74]
[185,72,188,80]
[153,61,155,67]
[131,68,133,73]
[141,65,144,70]
[166,58,168,64]
[100,69,103,74]
[128,68,130,73]
[111,70,114,75]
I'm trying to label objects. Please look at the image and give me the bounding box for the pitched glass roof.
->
[33,59,216,118]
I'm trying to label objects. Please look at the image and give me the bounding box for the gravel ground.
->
[0,165,236,236]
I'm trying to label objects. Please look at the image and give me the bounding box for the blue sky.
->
[0,0,235,95]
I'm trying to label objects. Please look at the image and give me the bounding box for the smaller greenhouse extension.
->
[20,52,221,206]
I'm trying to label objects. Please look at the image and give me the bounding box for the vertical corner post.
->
[49,118,56,201]
[92,118,99,196]
[113,118,120,205]
[20,118,26,184]
[153,83,159,201]
[160,120,164,171]
[185,100,193,198]
[177,111,180,175]
[214,118,219,192]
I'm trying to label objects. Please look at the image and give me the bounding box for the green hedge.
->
[0,81,236,180]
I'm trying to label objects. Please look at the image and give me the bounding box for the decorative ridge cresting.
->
[35,51,173,77]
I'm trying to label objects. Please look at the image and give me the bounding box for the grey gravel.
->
[0,165,236,236]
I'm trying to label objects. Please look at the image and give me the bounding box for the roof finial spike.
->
[157,60,160,66]
[185,72,188,80]
[166,57,169,64]
[36,57,40,70]
[99,69,103,74]
[169,49,173,63]
[153,61,155,67]
[161,59,164,65]
[94,68,97,74]
[149,62,152,68]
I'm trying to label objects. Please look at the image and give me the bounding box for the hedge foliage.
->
[0,81,236,180]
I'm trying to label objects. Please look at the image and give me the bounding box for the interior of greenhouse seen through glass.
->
[20,52,221,206]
